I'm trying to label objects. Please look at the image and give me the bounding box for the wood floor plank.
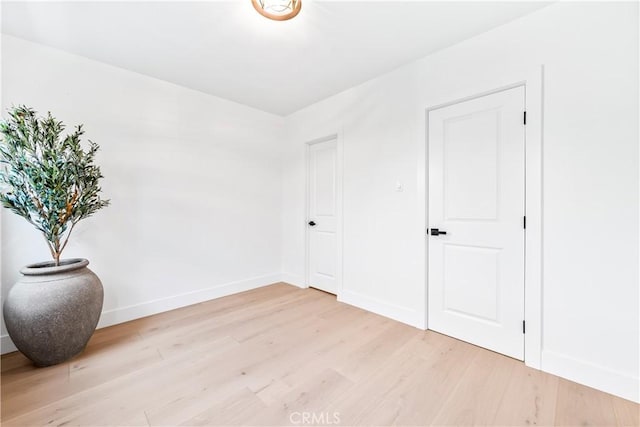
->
[0,362,70,421]
[430,349,518,425]
[342,334,480,426]
[4,338,239,426]
[0,352,32,373]
[329,351,431,426]
[178,386,268,426]
[554,377,618,426]
[1,283,637,426]
[247,368,354,426]
[333,320,422,383]
[492,358,559,426]
[613,394,640,426]
[137,285,309,341]
[272,309,393,389]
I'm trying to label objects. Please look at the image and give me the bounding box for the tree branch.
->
[42,232,56,261]
[57,221,77,259]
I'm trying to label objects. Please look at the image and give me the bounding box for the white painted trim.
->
[281,272,307,288]
[304,132,344,296]
[336,130,344,297]
[523,66,544,369]
[543,350,640,403]
[423,66,544,369]
[1,273,281,355]
[417,90,428,331]
[97,273,282,328]
[338,289,422,329]
[426,82,526,112]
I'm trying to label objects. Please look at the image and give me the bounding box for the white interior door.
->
[307,138,339,294]
[428,86,525,360]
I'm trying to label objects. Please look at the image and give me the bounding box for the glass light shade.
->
[251,0,302,21]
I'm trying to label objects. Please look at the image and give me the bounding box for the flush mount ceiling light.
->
[251,0,302,21]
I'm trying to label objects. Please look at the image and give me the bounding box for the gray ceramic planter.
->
[3,258,103,367]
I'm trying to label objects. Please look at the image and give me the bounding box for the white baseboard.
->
[281,272,307,289]
[1,273,281,355]
[338,289,422,329]
[542,350,640,403]
[97,273,281,329]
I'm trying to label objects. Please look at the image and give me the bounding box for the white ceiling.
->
[1,1,550,116]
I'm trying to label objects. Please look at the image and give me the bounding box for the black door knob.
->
[430,228,447,236]
[308,221,316,226]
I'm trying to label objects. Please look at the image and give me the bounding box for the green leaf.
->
[0,106,110,263]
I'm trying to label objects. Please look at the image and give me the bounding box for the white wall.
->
[1,35,285,351]
[282,2,639,402]
[1,2,638,404]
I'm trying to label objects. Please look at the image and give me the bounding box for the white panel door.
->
[308,139,338,294]
[428,86,525,360]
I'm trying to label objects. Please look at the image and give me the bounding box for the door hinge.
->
[522,320,526,334]
[523,216,526,229]
[523,111,527,125]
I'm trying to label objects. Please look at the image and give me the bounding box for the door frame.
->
[304,133,344,296]
[423,66,543,369]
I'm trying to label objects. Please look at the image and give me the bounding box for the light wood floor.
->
[1,283,638,426]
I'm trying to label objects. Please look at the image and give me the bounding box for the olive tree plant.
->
[0,106,110,266]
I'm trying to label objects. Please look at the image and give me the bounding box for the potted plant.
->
[0,106,109,366]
